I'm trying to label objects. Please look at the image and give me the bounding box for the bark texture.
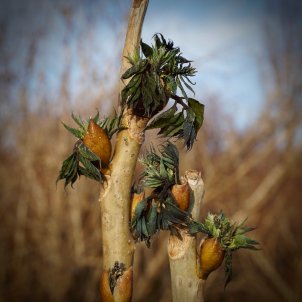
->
[99,1,149,301]
[168,170,205,302]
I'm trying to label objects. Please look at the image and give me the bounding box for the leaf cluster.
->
[190,211,259,287]
[121,34,204,149]
[131,143,192,245]
[139,142,179,188]
[131,196,190,247]
[56,141,103,187]
[62,111,121,140]
[147,97,204,150]
[200,212,259,251]
[57,111,121,187]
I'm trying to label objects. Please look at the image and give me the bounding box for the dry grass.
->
[0,93,301,302]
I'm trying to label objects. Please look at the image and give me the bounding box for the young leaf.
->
[176,76,188,100]
[62,122,83,139]
[57,152,79,187]
[180,75,195,95]
[141,40,153,58]
[79,157,102,181]
[146,204,158,236]
[188,98,204,132]
[121,60,147,79]
[71,113,86,130]
[134,200,147,219]
[224,251,233,288]
[78,143,100,161]
[146,104,177,129]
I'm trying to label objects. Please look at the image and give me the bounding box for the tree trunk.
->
[99,1,149,301]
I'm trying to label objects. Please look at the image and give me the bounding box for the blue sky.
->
[142,0,268,128]
[1,0,272,128]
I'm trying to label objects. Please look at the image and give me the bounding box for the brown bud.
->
[113,267,133,302]
[171,183,191,211]
[83,119,112,167]
[130,191,145,220]
[100,270,114,302]
[199,237,225,280]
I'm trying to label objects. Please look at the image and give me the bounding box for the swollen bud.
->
[199,237,225,280]
[83,119,112,166]
[171,183,191,211]
[100,270,114,302]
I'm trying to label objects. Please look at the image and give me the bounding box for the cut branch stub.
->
[168,170,205,302]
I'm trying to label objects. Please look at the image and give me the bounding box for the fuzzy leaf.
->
[71,113,86,130]
[146,104,177,129]
[62,122,83,139]
[224,251,233,288]
[176,76,188,100]
[147,204,158,236]
[79,157,102,181]
[141,216,149,238]
[163,76,176,95]
[134,200,147,219]
[57,153,78,187]
[141,40,153,58]
[180,75,195,95]
[188,98,204,132]
[92,111,99,124]
[78,143,100,161]
[121,60,147,79]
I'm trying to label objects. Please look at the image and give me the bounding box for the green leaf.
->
[57,152,79,187]
[78,143,100,161]
[62,122,83,139]
[182,109,196,149]
[125,47,140,65]
[153,34,163,49]
[187,220,210,235]
[141,216,149,238]
[159,158,168,178]
[184,75,196,85]
[176,76,188,100]
[147,204,158,236]
[180,75,195,95]
[141,40,153,58]
[224,251,233,288]
[188,98,204,132]
[142,85,153,109]
[79,157,102,181]
[134,200,147,219]
[177,56,192,64]
[98,111,122,138]
[146,104,177,129]
[71,113,86,130]
[164,75,177,95]
[121,59,147,79]
[92,111,100,124]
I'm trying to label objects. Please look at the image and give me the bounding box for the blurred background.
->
[0,0,301,301]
